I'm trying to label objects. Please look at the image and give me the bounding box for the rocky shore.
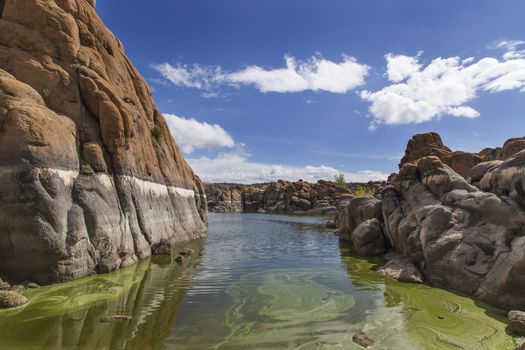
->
[0,0,207,287]
[335,132,525,312]
[206,180,385,215]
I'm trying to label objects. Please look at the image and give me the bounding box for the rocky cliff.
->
[336,132,525,310]
[0,0,207,285]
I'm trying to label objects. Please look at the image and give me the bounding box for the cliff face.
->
[0,0,207,284]
[336,132,525,310]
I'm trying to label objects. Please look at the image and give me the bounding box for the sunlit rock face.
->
[0,0,207,285]
[336,132,525,310]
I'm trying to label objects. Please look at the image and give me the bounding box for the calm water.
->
[0,213,515,349]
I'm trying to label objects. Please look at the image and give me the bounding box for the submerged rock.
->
[0,290,28,308]
[352,331,374,348]
[100,315,132,323]
[151,239,172,256]
[179,248,195,256]
[0,0,207,285]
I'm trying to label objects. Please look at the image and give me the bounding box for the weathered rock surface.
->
[0,0,207,285]
[377,256,424,284]
[205,183,243,213]
[351,218,386,256]
[336,132,525,310]
[0,290,28,308]
[242,179,356,215]
[509,311,525,336]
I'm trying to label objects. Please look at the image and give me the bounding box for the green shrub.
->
[151,124,162,141]
[334,173,349,190]
[355,185,375,197]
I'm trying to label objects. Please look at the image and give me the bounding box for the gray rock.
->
[509,311,525,336]
[351,218,387,256]
[377,257,424,284]
[0,290,28,308]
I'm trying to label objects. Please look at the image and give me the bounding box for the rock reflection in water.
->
[0,241,203,350]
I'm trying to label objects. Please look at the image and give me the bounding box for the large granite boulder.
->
[0,0,207,285]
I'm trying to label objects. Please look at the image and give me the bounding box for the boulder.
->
[334,196,381,241]
[351,219,387,256]
[503,137,525,159]
[509,311,525,336]
[151,239,172,255]
[377,257,424,283]
[0,290,28,308]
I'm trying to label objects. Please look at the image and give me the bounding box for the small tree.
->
[334,173,348,190]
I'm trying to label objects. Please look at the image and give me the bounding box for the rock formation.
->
[0,0,207,285]
[336,132,525,310]
[205,184,243,213]
[242,179,356,215]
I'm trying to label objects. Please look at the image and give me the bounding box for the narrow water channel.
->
[0,213,514,349]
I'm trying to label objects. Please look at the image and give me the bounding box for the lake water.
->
[0,213,515,349]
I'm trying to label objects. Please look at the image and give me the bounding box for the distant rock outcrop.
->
[205,184,243,213]
[336,132,525,310]
[0,0,207,285]
[242,179,356,215]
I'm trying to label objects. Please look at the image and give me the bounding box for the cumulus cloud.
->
[152,54,369,94]
[361,48,525,129]
[227,54,369,93]
[164,114,235,154]
[188,148,388,184]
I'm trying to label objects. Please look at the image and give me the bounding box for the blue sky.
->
[97,0,525,183]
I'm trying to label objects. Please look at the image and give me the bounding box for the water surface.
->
[0,213,514,349]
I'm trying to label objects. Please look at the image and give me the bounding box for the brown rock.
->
[0,290,28,308]
[352,331,374,348]
[503,137,525,159]
[151,239,172,256]
[100,315,132,323]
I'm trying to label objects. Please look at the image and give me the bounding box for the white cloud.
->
[491,39,525,60]
[228,54,369,93]
[188,148,388,184]
[164,114,235,154]
[385,53,422,82]
[151,63,224,91]
[361,49,525,129]
[152,54,369,94]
